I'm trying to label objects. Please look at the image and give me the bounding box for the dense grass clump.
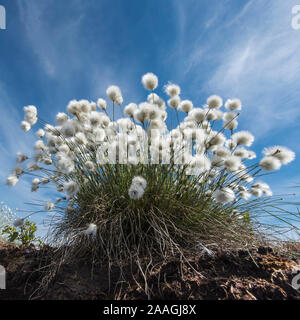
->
[5,73,299,296]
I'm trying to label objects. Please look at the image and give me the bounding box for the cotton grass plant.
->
[6,73,300,296]
[0,202,17,232]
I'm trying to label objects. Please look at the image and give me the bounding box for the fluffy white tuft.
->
[231,131,254,147]
[141,73,158,91]
[213,187,235,203]
[179,100,193,113]
[6,175,18,187]
[21,121,31,132]
[225,98,242,111]
[64,181,79,196]
[84,223,98,237]
[128,184,145,200]
[263,146,295,165]
[259,156,281,171]
[164,83,181,97]
[207,95,223,109]
[124,103,137,118]
[106,85,122,103]
[97,98,107,110]
[132,176,147,189]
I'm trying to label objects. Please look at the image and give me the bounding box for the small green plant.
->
[1,220,40,246]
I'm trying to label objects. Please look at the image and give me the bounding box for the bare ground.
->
[0,241,299,300]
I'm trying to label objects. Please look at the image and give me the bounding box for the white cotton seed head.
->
[224,155,241,172]
[252,182,272,196]
[90,102,97,111]
[214,109,223,120]
[190,154,211,172]
[134,109,147,124]
[189,108,206,123]
[263,189,273,196]
[223,112,237,122]
[57,156,75,174]
[106,85,122,103]
[6,175,18,187]
[36,129,45,138]
[13,165,24,177]
[215,146,230,158]
[84,223,98,237]
[251,188,263,197]
[117,118,134,133]
[168,96,181,109]
[85,161,95,171]
[141,72,158,91]
[128,184,145,200]
[89,111,103,127]
[204,108,217,121]
[147,105,161,120]
[24,105,38,125]
[64,181,79,196]
[115,95,123,105]
[75,132,87,145]
[231,131,254,147]
[58,144,70,153]
[124,103,137,117]
[32,178,40,186]
[225,139,237,150]
[61,120,77,137]
[247,151,256,159]
[262,146,295,165]
[17,152,28,163]
[233,147,249,159]
[224,119,238,130]
[93,128,106,143]
[212,156,225,167]
[21,121,31,132]
[164,83,181,97]
[179,100,193,113]
[207,95,223,109]
[259,156,282,171]
[208,132,226,147]
[97,98,107,110]
[27,162,40,171]
[45,202,54,211]
[78,100,91,113]
[132,176,147,189]
[42,178,50,184]
[213,187,235,203]
[147,93,160,104]
[100,114,110,127]
[239,191,251,200]
[225,98,242,111]
[67,100,80,115]
[34,140,45,151]
[44,124,55,133]
[56,112,68,125]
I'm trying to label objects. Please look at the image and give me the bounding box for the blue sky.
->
[0,0,300,237]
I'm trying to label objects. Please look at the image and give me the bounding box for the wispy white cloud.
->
[16,0,85,78]
[224,0,253,28]
[173,1,300,137]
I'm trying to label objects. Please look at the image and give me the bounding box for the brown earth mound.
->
[0,241,299,300]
